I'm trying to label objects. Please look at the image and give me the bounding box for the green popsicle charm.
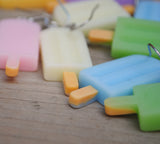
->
[88,17,160,59]
[104,83,160,131]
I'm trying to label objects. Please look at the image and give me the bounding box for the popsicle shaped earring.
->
[53,0,130,35]
[0,0,65,13]
[40,27,92,81]
[89,17,160,59]
[69,44,160,108]
[0,19,40,77]
[40,1,99,81]
[105,83,160,132]
[65,0,135,15]
[134,0,160,22]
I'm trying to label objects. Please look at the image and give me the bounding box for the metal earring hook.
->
[28,14,51,28]
[57,0,99,30]
[68,3,99,30]
[57,0,71,25]
[148,43,160,58]
[15,8,52,28]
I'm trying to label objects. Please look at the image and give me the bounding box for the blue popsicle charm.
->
[69,44,160,108]
[134,0,160,21]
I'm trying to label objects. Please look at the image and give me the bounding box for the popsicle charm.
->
[0,19,40,77]
[105,83,160,131]
[40,27,92,81]
[89,17,160,59]
[69,44,160,108]
[0,0,65,13]
[53,0,130,35]
[134,0,160,22]
[65,0,135,15]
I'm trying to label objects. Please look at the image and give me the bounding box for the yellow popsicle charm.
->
[0,0,65,13]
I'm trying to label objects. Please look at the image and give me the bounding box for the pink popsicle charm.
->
[0,19,40,77]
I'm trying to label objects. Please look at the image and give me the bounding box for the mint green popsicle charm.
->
[105,83,160,131]
[89,17,160,59]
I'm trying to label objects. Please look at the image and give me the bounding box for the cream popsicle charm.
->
[53,0,130,35]
[65,0,135,15]
[0,19,40,77]
[40,0,95,81]
[40,27,92,81]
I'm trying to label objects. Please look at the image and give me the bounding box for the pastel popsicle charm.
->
[40,27,92,81]
[0,19,40,77]
[53,0,130,35]
[0,0,65,13]
[89,17,160,59]
[66,0,135,15]
[105,83,160,132]
[134,0,160,21]
[70,55,160,108]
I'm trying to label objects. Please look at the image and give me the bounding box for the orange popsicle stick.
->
[69,86,98,106]
[6,57,19,77]
[89,29,114,43]
[104,97,136,116]
[63,72,79,96]
[105,105,136,116]
[123,5,135,15]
